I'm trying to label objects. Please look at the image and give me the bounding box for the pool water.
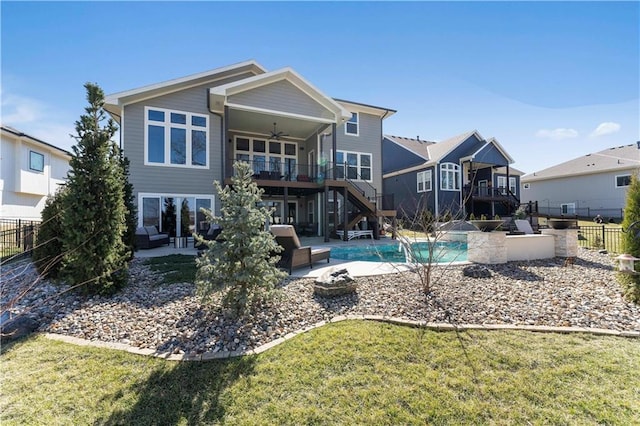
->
[330,241,467,263]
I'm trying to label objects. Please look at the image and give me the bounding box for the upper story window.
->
[29,151,45,172]
[417,170,432,193]
[336,150,371,181]
[523,183,530,189]
[234,136,297,177]
[345,112,359,136]
[144,107,209,168]
[440,162,460,191]
[616,174,631,188]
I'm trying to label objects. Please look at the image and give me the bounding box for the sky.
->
[1,1,639,175]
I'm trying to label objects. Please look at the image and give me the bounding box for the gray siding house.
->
[382,131,521,220]
[521,143,640,220]
[104,60,396,242]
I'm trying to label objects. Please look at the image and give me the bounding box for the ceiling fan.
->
[269,122,289,140]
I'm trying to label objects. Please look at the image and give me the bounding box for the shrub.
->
[619,174,640,302]
[33,187,67,279]
[195,161,287,316]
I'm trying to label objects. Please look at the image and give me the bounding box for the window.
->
[561,203,575,215]
[440,163,460,191]
[308,200,315,224]
[345,112,359,136]
[417,170,432,193]
[523,183,530,190]
[616,174,632,188]
[140,193,214,237]
[497,176,507,194]
[509,177,517,195]
[336,150,372,181]
[234,136,297,178]
[29,151,44,172]
[145,107,208,168]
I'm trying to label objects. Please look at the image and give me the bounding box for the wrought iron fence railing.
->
[577,225,623,253]
[0,219,41,264]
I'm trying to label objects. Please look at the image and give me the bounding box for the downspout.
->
[434,163,439,219]
[207,93,226,216]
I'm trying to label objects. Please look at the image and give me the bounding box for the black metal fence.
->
[577,225,623,253]
[538,206,625,222]
[0,219,40,264]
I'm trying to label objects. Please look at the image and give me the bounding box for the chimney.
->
[417,135,420,141]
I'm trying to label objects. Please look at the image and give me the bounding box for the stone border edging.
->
[43,316,640,361]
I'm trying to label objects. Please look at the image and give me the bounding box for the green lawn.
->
[2,321,639,425]
[143,254,196,284]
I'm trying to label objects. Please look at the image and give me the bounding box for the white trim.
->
[143,106,209,169]
[509,176,517,195]
[439,162,461,191]
[561,203,576,215]
[615,174,632,188]
[416,170,432,193]
[497,176,507,195]
[336,149,372,182]
[138,192,216,236]
[345,112,359,136]
[225,102,336,124]
[209,67,352,122]
[105,60,266,109]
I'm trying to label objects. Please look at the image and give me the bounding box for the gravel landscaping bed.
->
[2,248,639,355]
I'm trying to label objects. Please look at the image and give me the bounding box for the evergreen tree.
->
[619,173,640,302]
[195,161,287,315]
[33,186,67,279]
[120,153,137,259]
[61,83,129,294]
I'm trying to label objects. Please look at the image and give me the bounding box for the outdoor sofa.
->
[135,226,170,249]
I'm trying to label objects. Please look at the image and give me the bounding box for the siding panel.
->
[229,80,333,120]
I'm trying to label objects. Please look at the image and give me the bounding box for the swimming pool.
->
[329,241,467,263]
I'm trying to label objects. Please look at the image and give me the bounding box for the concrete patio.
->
[133,235,415,278]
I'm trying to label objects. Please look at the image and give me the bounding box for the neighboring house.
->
[382,130,521,219]
[521,142,640,220]
[0,126,71,220]
[104,60,396,242]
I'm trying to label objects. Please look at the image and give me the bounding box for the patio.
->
[133,235,415,278]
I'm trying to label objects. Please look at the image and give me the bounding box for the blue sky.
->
[2,1,638,174]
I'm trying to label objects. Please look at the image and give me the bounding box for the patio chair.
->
[270,225,330,273]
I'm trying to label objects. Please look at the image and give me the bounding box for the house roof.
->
[104,60,267,119]
[522,143,640,183]
[334,99,397,119]
[494,166,525,176]
[1,125,72,157]
[425,129,484,165]
[383,135,436,160]
[209,67,352,123]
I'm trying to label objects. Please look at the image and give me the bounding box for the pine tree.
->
[619,173,640,302]
[61,83,129,294]
[120,154,137,259]
[195,161,287,315]
[33,186,67,279]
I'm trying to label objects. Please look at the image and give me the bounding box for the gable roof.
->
[209,67,352,123]
[383,135,436,160]
[334,99,397,119]
[425,129,484,165]
[460,137,515,165]
[1,125,72,157]
[104,60,266,119]
[522,143,640,183]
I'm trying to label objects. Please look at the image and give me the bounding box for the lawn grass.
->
[2,321,639,425]
[143,254,196,284]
